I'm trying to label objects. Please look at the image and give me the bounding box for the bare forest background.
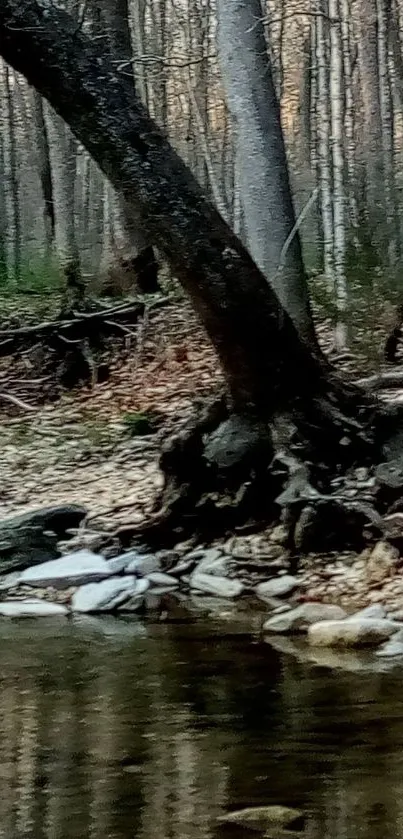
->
[0,0,402,355]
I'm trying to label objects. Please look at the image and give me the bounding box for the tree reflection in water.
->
[0,617,402,839]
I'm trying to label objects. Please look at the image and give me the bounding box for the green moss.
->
[122,411,159,437]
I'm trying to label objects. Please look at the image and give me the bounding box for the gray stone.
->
[72,576,149,613]
[377,630,403,657]
[147,572,179,589]
[168,556,196,577]
[255,575,298,598]
[263,602,347,634]
[348,604,387,621]
[197,555,229,576]
[308,618,403,648]
[0,599,68,617]
[19,549,116,588]
[190,572,243,598]
[217,806,304,831]
[106,554,134,574]
[124,553,161,576]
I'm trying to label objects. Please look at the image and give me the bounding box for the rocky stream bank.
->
[2,501,403,671]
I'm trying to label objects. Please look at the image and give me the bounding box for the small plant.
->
[122,410,159,437]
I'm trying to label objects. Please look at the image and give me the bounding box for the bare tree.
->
[3,63,21,285]
[96,0,160,294]
[31,89,55,258]
[44,104,84,313]
[329,0,347,348]
[216,0,316,346]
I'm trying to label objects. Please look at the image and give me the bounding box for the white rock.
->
[190,572,243,598]
[308,618,403,648]
[71,576,149,613]
[0,599,68,617]
[147,572,179,588]
[124,553,161,576]
[263,603,347,634]
[255,575,298,598]
[377,630,403,657]
[347,604,387,621]
[20,550,115,588]
[106,554,134,574]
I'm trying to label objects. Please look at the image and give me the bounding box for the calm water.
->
[0,614,402,839]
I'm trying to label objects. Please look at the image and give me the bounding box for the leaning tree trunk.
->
[216,0,317,347]
[0,0,383,540]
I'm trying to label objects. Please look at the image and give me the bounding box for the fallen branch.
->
[0,392,36,412]
[356,369,403,391]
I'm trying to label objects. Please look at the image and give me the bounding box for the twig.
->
[0,392,36,412]
[273,186,319,282]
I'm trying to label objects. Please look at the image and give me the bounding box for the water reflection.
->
[0,616,402,838]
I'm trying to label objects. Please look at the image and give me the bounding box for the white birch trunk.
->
[340,0,359,235]
[315,3,334,294]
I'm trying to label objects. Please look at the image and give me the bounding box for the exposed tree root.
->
[125,386,403,558]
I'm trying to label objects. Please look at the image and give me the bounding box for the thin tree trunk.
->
[340,0,359,235]
[315,4,334,293]
[44,104,85,314]
[377,0,399,267]
[329,0,347,349]
[4,63,21,286]
[356,0,385,250]
[95,0,160,294]
[216,0,316,347]
[31,89,55,258]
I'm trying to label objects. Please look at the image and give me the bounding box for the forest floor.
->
[1,294,403,622]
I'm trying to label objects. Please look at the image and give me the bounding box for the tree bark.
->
[95,0,160,294]
[31,89,55,257]
[216,0,317,347]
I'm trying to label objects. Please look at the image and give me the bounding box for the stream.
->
[0,614,402,839]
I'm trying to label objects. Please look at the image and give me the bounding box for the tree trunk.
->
[0,0,382,540]
[31,89,55,258]
[44,103,85,315]
[329,0,348,349]
[356,0,385,252]
[340,0,359,237]
[216,0,317,347]
[95,0,160,294]
[315,4,334,294]
[4,63,21,286]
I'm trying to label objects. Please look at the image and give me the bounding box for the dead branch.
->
[356,369,403,391]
